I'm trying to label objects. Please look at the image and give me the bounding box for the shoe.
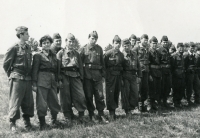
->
[23,116,32,131]
[108,115,115,122]
[39,116,49,131]
[126,111,132,118]
[79,116,89,124]
[99,116,109,124]
[147,104,152,112]
[64,118,72,127]
[10,122,17,133]
[90,115,99,124]
[139,102,145,112]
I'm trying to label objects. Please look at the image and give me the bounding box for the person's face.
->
[32,41,38,51]
[141,38,148,47]
[66,39,74,50]
[177,47,184,53]
[42,39,51,50]
[123,44,131,52]
[130,39,136,46]
[161,41,168,49]
[53,38,62,47]
[113,41,121,50]
[88,36,97,45]
[20,31,29,41]
[184,46,189,52]
[150,42,157,49]
[189,46,195,53]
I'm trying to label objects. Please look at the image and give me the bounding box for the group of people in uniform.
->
[3,26,200,132]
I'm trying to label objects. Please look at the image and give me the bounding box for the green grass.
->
[0,58,200,137]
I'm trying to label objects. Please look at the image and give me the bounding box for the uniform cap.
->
[136,37,140,42]
[177,43,184,48]
[113,35,121,43]
[141,34,148,39]
[52,33,61,39]
[150,36,158,43]
[161,35,168,42]
[66,33,75,41]
[189,42,196,47]
[129,34,137,40]
[15,26,28,34]
[122,38,131,45]
[88,31,98,39]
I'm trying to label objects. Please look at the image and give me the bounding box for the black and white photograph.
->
[1,0,200,137]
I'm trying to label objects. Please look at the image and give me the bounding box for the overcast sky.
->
[0,0,200,54]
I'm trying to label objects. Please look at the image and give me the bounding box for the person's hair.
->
[16,33,24,39]
[39,35,53,47]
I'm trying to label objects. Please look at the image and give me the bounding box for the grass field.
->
[1,58,200,138]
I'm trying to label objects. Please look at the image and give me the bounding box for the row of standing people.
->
[3,26,200,132]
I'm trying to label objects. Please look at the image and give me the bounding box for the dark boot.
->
[50,114,59,128]
[38,116,48,131]
[108,110,115,122]
[23,115,32,131]
[138,102,145,112]
[78,111,89,124]
[125,110,132,117]
[98,110,109,124]
[10,120,17,132]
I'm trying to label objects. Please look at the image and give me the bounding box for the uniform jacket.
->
[104,48,124,76]
[149,48,162,78]
[122,50,142,80]
[3,43,32,80]
[132,45,150,72]
[183,51,196,73]
[57,48,83,80]
[157,46,171,74]
[32,50,58,89]
[171,52,185,78]
[79,44,105,81]
[195,52,200,74]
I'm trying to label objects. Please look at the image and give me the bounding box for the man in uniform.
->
[132,34,149,112]
[3,26,34,131]
[171,43,185,108]
[121,38,142,116]
[57,33,87,125]
[184,42,200,105]
[158,36,172,108]
[104,35,124,121]
[136,37,141,47]
[51,33,62,54]
[148,36,162,111]
[79,31,109,124]
[129,34,137,49]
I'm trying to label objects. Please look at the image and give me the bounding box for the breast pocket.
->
[62,56,71,67]
[15,52,25,67]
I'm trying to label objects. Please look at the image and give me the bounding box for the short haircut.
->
[16,33,24,39]
[39,35,53,47]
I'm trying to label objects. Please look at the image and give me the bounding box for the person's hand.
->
[149,75,153,82]
[121,80,124,86]
[137,77,141,83]
[102,77,105,83]
[58,81,63,88]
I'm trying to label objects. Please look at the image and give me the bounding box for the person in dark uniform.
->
[148,36,162,111]
[51,33,62,54]
[132,34,149,112]
[171,43,185,108]
[32,35,60,130]
[183,42,200,105]
[57,33,87,125]
[121,38,142,116]
[79,31,109,124]
[157,36,172,108]
[136,37,141,47]
[104,35,124,121]
[129,34,137,49]
[3,26,34,132]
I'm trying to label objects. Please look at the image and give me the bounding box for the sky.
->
[0,0,200,54]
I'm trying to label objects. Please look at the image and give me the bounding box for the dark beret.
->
[104,44,113,51]
[136,37,140,42]
[16,26,28,34]
[113,35,121,43]
[189,42,196,47]
[129,34,137,40]
[141,34,148,39]
[150,36,158,43]
[177,43,184,48]
[122,38,131,45]
[88,31,98,39]
[52,33,61,39]
[66,33,75,41]
[161,35,168,42]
